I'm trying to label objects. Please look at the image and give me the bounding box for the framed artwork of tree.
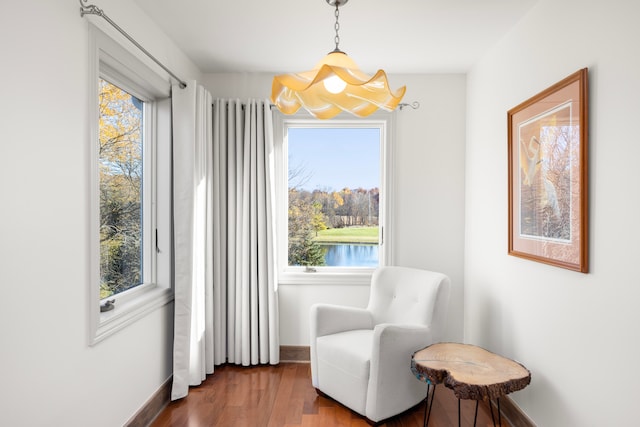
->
[507,68,589,273]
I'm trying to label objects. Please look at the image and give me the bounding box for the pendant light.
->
[271,0,406,119]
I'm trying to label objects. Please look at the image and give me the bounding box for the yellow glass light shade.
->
[271,51,406,119]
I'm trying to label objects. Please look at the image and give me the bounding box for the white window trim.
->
[273,111,395,286]
[88,24,173,345]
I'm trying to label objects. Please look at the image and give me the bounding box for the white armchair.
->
[309,266,450,424]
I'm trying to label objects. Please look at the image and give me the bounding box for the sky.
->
[288,127,380,191]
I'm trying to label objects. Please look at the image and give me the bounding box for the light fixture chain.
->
[334,3,340,51]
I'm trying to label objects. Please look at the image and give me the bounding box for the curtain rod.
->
[266,102,420,111]
[79,0,187,89]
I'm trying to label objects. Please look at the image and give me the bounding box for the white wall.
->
[203,72,466,345]
[466,0,640,425]
[0,1,200,426]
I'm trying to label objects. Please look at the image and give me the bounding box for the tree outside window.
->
[98,79,144,298]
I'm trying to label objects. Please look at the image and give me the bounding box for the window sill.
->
[91,286,173,345]
[278,268,374,286]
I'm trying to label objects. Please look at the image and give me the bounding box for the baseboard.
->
[493,395,536,427]
[280,345,310,362]
[125,377,172,427]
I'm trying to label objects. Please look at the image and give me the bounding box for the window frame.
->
[88,24,173,345]
[273,111,395,286]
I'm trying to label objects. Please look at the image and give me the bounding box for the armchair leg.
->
[314,387,329,398]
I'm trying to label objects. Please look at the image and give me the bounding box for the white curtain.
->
[171,83,279,400]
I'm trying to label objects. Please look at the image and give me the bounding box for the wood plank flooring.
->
[151,363,511,427]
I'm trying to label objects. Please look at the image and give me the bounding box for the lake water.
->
[322,244,379,267]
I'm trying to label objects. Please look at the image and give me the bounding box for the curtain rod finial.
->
[80,0,103,18]
[398,101,420,110]
[79,0,187,89]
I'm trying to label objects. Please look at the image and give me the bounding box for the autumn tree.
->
[331,187,379,227]
[311,188,344,228]
[288,189,327,266]
[99,79,144,297]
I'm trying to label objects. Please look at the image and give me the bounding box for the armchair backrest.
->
[366,266,450,341]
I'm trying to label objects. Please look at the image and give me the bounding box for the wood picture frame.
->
[508,68,589,273]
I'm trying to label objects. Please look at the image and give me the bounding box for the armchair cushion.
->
[316,329,373,415]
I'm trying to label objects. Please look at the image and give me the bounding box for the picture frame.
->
[507,68,589,273]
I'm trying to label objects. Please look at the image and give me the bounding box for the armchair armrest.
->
[310,303,374,338]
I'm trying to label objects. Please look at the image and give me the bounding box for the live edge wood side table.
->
[411,343,531,427]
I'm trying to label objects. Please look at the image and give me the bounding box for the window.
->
[274,113,394,285]
[89,25,172,344]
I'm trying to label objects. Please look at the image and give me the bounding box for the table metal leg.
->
[489,398,497,426]
[457,397,497,427]
[423,384,436,427]
[473,400,479,427]
[423,389,503,427]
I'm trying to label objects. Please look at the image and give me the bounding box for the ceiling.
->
[133,0,538,75]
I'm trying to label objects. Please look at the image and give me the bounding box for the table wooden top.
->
[411,342,531,401]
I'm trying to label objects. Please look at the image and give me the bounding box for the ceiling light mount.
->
[327,0,347,54]
[271,0,406,119]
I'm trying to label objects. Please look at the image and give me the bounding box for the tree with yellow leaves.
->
[98,79,144,298]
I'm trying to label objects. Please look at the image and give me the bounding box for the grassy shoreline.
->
[314,226,379,244]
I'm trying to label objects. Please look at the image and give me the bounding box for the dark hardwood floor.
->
[151,363,510,427]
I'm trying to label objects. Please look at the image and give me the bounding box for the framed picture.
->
[508,68,589,273]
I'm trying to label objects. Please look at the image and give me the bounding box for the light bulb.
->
[323,75,347,94]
